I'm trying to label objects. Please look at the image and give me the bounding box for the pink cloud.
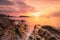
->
[0,0,35,16]
[50,11,60,17]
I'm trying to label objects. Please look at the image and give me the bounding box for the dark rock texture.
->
[29,25,60,40]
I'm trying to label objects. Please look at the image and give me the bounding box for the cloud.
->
[0,6,19,12]
[32,0,60,1]
[15,0,35,13]
[50,11,60,17]
[0,0,14,5]
[0,0,35,15]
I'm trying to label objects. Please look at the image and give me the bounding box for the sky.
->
[0,0,60,29]
[0,0,35,16]
[0,0,60,16]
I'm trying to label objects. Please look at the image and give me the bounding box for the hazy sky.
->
[24,0,60,28]
[25,0,60,16]
[0,0,60,16]
[0,0,35,16]
[0,0,60,28]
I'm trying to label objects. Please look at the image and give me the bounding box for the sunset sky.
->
[0,0,60,29]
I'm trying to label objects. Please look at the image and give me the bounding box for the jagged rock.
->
[0,17,20,40]
[29,25,60,40]
[0,29,18,40]
[38,25,60,40]
[0,17,28,40]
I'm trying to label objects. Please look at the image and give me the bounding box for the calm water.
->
[9,17,60,32]
[9,17,60,40]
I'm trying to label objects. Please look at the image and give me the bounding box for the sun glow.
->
[28,12,41,18]
[32,12,41,17]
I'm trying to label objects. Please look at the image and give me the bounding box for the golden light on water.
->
[25,12,42,25]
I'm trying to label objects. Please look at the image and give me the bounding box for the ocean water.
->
[8,17,60,40]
